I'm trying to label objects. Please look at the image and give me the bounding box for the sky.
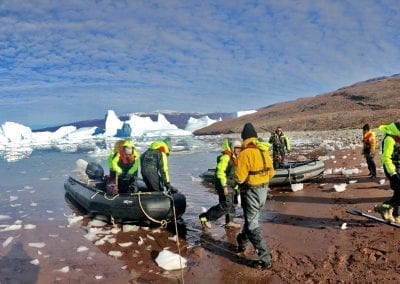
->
[0,1,399,129]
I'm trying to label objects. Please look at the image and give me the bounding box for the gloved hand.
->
[390,174,400,188]
[166,183,178,193]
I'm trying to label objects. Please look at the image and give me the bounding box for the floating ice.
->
[0,224,22,232]
[77,246,89,252]
[30,259,40,265]
[0,215,11,221]
[28,242,46,248]
[24,224,36,229]
[9,196,18,202]
[2,236,14,247]
[155,249,187,270]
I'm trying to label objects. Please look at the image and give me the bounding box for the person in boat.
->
[235,123,275,270]
[199,139,242,229]
[268,126,291,169]
[140,138,178,193]
[362,123,377,178]
[374,120,400,223]
[108,139,140,193]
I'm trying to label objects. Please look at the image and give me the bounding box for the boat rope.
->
[103,193,120,200]
[137,192,168,228]
[168,192,185,283]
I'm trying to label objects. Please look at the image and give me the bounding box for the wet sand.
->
[2,141,400,283]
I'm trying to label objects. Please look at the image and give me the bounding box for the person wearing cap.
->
[374,120,400,223]
[108,139,140,193]
[235,123,275,270]
[268,126,291,169]
[199,139,242,229]
[140,138,177,193]
[362,123,377,178]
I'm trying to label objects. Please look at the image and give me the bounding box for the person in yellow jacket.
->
[108,139,140,193]
[199,139,242,229]
[140,138,177,192]
[235,123,275,270]
[362,123,377,178]
[375,120,400,223]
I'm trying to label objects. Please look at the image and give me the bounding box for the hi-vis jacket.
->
[216,140,238,188]
[142,140,171,184]
[108,140,140,176]
[363,129,376,155]
[235,137,275,187]
[379,122,400,176]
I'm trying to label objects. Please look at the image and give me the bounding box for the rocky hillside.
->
[194,74,400,135]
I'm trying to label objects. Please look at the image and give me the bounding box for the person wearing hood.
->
[199,139,242,229]
[374,120,400,223]
[108,139,140,193]
[235,123,275,270]
[140,138,177,193]
[362,123,377,178]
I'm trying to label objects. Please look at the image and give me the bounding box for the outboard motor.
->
[85,162,104,180]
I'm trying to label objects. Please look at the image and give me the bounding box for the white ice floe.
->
[30,202,38,207]
[28,242,46,248]
[0,214,11,220]
[138,236,144,246]
[9,195,18,202]
[88,219,107,227]
[108,250,123,257]
[30,259,40,265]
[0,224,22,232]
[291,183,303,192]
[24,224,36,229]
[57,266,70,273]
[168,235,178,242]
[2,236,14,247]
[122,224,140,232]
[333,183,347,192]
[77,246,89,252]
[118,242,133,247]
[155,249,187,271]
[68,215,84,225]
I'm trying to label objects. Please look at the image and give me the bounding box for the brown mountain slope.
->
[194,75,400,135]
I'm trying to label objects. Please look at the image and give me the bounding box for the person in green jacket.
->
[374,120,400,223]
[108,139,140,193]
[140,138,177,192]
[269,126,291,169]
[199,139,242,229]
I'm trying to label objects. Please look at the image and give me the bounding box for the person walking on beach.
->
[374,120,400,223]
[269,126,290,169]
[362,123,377,178]
[199,139,242,229]
[108,139,140,193]
[140,138,178,193]
[235,123,275,270]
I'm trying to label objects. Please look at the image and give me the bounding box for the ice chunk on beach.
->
[333,183,347,192]
[28,242,46,248]
[155,249,187,270]
[0,224,22,232]
[30,259,40,265]
[108,250,123,257]
[77,246,89,252]
[291,183,303,192]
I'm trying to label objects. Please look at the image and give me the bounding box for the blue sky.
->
[0,1,399,129]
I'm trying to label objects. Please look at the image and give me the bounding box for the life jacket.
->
[244,142,270,176]
[215,151,237,186]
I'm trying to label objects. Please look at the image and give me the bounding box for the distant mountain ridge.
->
[194,74,400,135]
[34,112,235,132]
